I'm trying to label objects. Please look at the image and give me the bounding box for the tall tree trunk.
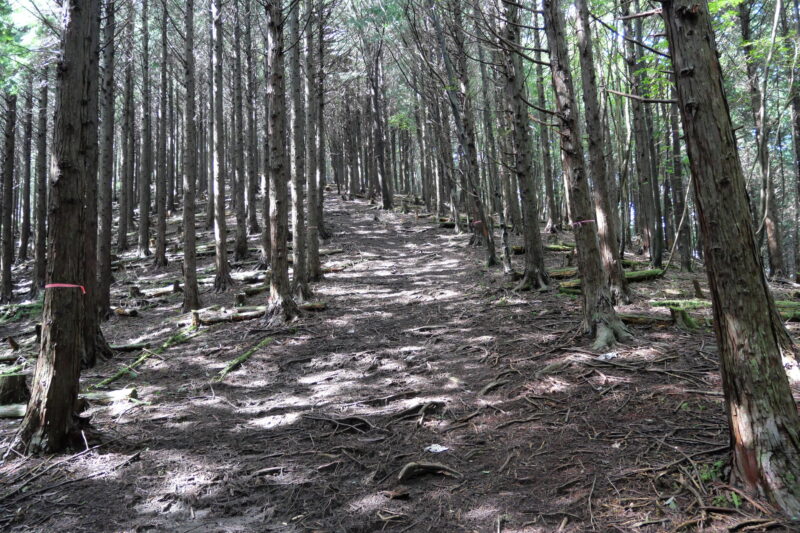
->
[118,44,133,253]
[138,0,152,257]
[232,0,248,262]
[32,68,48,294]
[663,0,800,516]
[258,24,272,270]
[0,93,16,303]
[152,0,168,266]
[315,3,328,240]
[205,1,215,231]
[670,97,692,271]
[533,22,558,233]
[306,0,321,281]
[289,0,309,299]
[14,0,98,455]
[245,0,260,235]
[265,0,299,324]
[575,0,629,302]
[182,0,201,311]
[543,0,630,351]
[213,0,232,291]
[501,1,548,290]
[82,0,111,368]
[97,0,115,319]
[19,78,33,262]
[622,1,657,265]
[740,2,785,278]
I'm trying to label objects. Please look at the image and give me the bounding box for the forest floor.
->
[0,194,797,532]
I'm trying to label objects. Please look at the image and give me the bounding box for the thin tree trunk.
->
[32,68,48,294]
[18,78,33,262]
[289,0,309,299]
[0,93,16,303]
[501,1,548,289]
[306,0,321,281]
[152,0,168,266]
[138,0,152,257]
[97,0,115,318]
[575,0,629,302]
[245,0,260,235]
[213,0,232,291]
[182,0,201,312]
[232,0,248,261]
[543,0,630,351]
[205,1,215,231]
[265,0,299,324]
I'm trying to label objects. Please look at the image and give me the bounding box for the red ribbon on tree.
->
[45,283,86,295]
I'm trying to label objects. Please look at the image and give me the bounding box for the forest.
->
[0,0,799,531]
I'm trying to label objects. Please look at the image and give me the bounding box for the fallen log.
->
[90,326,200,390]
[214,338,274,382]
[109,342,152,352]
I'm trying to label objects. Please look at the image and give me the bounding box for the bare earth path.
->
[0,197,787,532]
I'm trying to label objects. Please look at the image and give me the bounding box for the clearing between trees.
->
[0,196,794,532]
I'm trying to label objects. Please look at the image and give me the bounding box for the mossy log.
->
[651,299,712,311]
[559,269,666,293]
[213,338,274,382]
[90,326,200,389]
[618,313,674,327]
[548,267,578,279]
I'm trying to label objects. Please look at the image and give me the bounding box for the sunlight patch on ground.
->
[248,411,302,429]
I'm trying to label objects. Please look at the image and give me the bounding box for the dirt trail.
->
[0,197,786,532]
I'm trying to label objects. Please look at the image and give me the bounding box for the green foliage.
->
[698,459,725,482]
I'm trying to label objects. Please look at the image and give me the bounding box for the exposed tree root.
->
[514,269,549,292]
[590,318,632,352]
[264,297,299,327]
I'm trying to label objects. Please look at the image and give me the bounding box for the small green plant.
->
[698,460,725,482]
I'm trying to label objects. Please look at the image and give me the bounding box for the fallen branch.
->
[90,326,199,389]
[214,337,274,382]
[397,461,461,481]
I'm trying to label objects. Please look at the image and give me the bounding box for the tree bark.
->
[265,0,299,325]
[663,0,800,517]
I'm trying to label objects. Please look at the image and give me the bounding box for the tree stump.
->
[0,373,29,404]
